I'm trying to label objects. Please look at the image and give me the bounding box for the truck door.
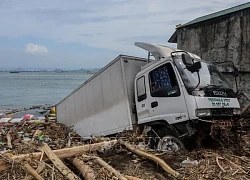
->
[135,76,150,120]
[147,62,189,124]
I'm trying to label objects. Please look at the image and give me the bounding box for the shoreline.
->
[0,104,53,112]
[0,104,55,119]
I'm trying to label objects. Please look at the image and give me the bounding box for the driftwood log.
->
[24,162,44,180]
[72,157,96,180]
[42,143,80,180]
[119,141,180,178]
[25,161,46,180]
[93,156,127,180]
[0,140,118,171]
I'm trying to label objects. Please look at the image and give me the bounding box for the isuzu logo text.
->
[213,91,227,97]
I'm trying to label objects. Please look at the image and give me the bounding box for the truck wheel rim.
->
[157,136,182,152]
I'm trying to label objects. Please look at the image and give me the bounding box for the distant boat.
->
[10,71,20,73]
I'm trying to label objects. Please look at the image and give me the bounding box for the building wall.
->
[176,8,250,96]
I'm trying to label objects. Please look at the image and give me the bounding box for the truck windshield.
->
[175,58,230,90]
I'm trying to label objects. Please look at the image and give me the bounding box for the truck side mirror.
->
[181,54,193,65]
[186,62,202,73]
[182,54,201,73]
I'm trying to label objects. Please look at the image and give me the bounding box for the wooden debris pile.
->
[0,118,249,179]
[0,120,82,154]
[177,149,250,179]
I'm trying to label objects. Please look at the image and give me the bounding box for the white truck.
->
[56,42,241,151]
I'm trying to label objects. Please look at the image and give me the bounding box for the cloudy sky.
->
[0,0,248,70]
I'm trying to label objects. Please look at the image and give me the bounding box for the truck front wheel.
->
[156,128,184,152]
[157,135,184,152]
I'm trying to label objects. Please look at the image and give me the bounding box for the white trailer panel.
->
[56,55,148,138]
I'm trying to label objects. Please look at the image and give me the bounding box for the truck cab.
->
[134,42,241,151]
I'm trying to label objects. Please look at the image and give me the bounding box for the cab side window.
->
[149,63,180,97]
[136,76,146,102]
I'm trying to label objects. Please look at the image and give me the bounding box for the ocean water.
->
[0,72,92,110]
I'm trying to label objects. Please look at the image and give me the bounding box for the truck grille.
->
[211,109,233,116]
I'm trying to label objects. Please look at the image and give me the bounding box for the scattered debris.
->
[0,107,249,179]
[180,158,198,168]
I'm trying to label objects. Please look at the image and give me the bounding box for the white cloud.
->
[24,43,48,55]
[0,0,248,67]
[1,1,248,53]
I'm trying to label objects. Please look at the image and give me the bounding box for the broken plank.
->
[24,162,44,180]
[6,133,12,149]
[25,161,46,180]
[42,142,80,180]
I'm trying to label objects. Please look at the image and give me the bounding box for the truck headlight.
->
[196,109,212,117]
[233,108,241,115]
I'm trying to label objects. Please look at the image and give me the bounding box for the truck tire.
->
[156,128,185,152]
[157,135,184,152]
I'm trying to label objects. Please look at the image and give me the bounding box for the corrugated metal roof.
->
[178,2,250,28]
[168,30,177,43]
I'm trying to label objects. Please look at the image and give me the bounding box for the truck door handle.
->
[151,101,158,108]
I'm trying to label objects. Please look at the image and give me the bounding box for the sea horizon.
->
[0,71,92,110]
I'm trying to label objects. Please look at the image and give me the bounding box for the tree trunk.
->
[0,140,117,171]
[42,143,80,180]
[119,141,180,178]
[72,157,96,180]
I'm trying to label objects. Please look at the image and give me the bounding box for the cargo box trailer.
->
[56,55,148,138]
[57,42,241,152]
